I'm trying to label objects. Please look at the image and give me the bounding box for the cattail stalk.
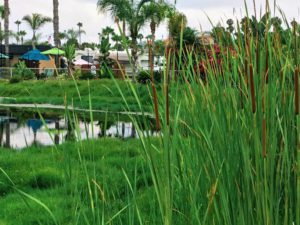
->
[295,67,299,115]
[164,47,172,126]
[238,66,244,109]
[256,35,260,75]
[280,69,286,105]
[149,41,161,131]
[249,64,256,113]
[244,58,249,86]
[265,40,269,84]
[262,118,267,158]
[165,84,170,126]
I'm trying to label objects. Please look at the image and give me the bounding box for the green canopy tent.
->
[41,48,65,55]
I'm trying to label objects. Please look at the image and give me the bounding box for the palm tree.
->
[18,30,26,44]
[53,0,60,47]
[0,29,14,45]
[4,0,9,66]
[0,5,4,45]
[64,43,76,76]
[102,26,115,41]
[143,1,171,46]
[64,28,81,47]
[14,20,21,44]
[97,0,152,79]
[23,33,44,46]
[112,33,123,61]
[143,1,171,75]
[58,31,66,44]
[14,20,21,32]
[112,33,122,49]
[22,13,52,48]
[60,28,85,47]
[167,11,187,48]
[77,22,83,46]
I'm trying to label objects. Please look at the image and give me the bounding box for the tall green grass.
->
[116,2,300,225]
[1,1,299,224]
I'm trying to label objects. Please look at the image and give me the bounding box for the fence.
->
[0,67,134,80]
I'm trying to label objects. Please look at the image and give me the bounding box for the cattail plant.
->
[249,63,256,113]
[262,118,267,158]
[148,40,161,131]
[296,67,299,115]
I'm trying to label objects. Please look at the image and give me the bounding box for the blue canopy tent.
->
[20,49,50,78]
[20,49,50,61]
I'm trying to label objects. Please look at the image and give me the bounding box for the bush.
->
[137,70,162,84]
[37,73,47,80]
[72,69,82,79]
[100,66,113,79]
[22,69,35,80]
[12,61,35,81]
[137,70,151,84]
[79,71,95,80]
[9,75,22,84]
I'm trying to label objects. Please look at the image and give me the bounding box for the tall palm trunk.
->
[32,32,36,49]
[4,0,9,66]
[53,0,60,47]
[0,22,2,45]
[131,37,138,80]
[150,20,156,70]
[122,20,126,36]
[78,27,81,46]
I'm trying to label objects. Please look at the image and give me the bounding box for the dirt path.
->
[0,103,153,117]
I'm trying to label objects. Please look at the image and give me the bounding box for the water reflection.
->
[0,116,143,150]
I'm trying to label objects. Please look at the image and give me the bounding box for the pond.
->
[0,110,156,150]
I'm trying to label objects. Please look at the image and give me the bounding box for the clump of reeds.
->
[249,64,256,113]
[295,67,299,115]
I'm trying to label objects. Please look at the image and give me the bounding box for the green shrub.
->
[9,75,22,84]
[100,66,113,79]
[72,69,82,79]
[137,70,150,84]
[12,61,35,81]
[79,71,95,80]
[22,69,35,80]
[37,73,47,80]
[137,70,162,84]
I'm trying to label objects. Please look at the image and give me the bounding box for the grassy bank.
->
[0,138,159,225]
[0,79,152,112]
[1,3,300,225]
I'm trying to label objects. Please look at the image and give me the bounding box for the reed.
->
[295,67,299,115]
[249,64,256,113]
[1,1,300,224]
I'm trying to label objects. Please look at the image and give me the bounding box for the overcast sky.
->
[5,0,300,44]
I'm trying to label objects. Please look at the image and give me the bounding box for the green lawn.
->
[0,79,152,112]
[0,138,158,225]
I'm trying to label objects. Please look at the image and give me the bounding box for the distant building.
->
[0,45,53,68]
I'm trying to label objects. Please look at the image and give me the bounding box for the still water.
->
[0,114,144,149]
